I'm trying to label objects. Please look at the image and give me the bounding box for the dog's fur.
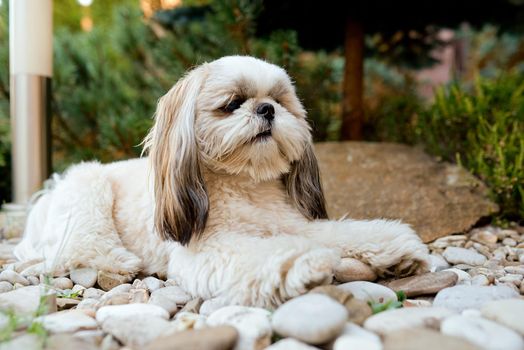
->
[15,56,429,308]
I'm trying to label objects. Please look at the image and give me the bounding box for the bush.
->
[416,72,524,219]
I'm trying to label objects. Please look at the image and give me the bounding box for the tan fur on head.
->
[145,56,328,245]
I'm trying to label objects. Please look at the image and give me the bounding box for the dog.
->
[14,56,429,308]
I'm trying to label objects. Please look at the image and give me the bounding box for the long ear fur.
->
[283,142,328,220]
[142,66,209,245]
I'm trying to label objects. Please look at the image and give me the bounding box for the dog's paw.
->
[356,222,430,278]
[282,248,339,298]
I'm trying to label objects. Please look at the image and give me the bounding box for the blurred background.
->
[0,0,523,222]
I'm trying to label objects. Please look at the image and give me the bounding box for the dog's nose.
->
[256,103,275,121]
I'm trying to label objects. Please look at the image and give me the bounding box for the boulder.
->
[315,142,498,243]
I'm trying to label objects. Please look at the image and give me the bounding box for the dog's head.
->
[143,56,327,245]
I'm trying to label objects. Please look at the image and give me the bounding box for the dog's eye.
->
[222,99,244,113]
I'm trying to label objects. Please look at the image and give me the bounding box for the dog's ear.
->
[283,142,328,220]
[142,66,209,245]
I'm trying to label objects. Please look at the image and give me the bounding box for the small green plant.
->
[0,310,23,342]
[368,290,406,314]
[56,290,82,299]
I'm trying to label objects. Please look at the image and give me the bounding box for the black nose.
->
[256,103,275,121]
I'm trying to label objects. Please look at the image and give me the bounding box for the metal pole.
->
[8,0,53,205]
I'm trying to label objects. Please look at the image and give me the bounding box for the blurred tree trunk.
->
[341,15,364,140]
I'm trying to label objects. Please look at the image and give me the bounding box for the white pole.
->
[8,0,53,205]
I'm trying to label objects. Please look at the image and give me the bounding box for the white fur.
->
[15,56,429,309]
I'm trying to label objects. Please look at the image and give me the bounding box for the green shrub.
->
[417,72,524,219]
[0,0,343,200]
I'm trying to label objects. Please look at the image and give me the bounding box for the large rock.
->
[315,142,498,242]
[272,294,347,345]
[383,271,458,297]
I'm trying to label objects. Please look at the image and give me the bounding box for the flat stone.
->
[441,315,524,350]
[52,277,74,290]
[498,274,523,286]
[471,275,489,286]
[403,299,432,307]
[83,288,105,299]
[364,307,455,336]
[310,285,372,325]
[207,306,272,350]
[0,285,41,314]
[99,292,130,306]
[267,338,319,350]
[57,297,81,309]
[149,286,191,316]
[433,285,519,312]
[0,334,42,350]
[142,276,164,292]
[271,294,347,345]
[132,279,148,289]
[72,330,105,346]
[334,335,382,350]
[0,270,29,286]
[36,310,97,333]
[430,235,467,249]
[144,325,238,350]
[72,284,86,293]
[99,283,131,302]
[26,276,40,285]
[334,258,377,282]
[97,271,132,291]
[384,271,457,297]
[200,298,229,316]
[77,298,100,313]
[428,254,450,272]
[130,288,149,303]
[443,247,487,266]
[442,268,472,285]
[171,311,207,331]
[315,142,498,243]
[70,268,98,288]
[481,299,524,335]
[383,328,479,350]
[0,281,13,293]
[504,266,524,275]
[471,230,498,244]
[96,303,169,323]
[333,323,382,350]
[102,314,171,348]
[338,281,397,303]
[180,297,203,314]
[46,334,99,350]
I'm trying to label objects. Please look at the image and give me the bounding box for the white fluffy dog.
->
[15,56,429,308]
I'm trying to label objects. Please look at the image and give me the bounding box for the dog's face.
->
[144,56,327,245]
[195,56,311,181]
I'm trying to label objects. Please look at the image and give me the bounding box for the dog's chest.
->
[206,179,304,234]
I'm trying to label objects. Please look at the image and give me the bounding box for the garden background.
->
[0,0,523,223]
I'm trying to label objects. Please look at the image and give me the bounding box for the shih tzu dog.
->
[15,56,429,308]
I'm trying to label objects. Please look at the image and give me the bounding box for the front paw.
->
[355,221,430,278]
[282,248,340,299]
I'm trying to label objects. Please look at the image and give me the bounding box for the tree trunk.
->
[341,16,364,140]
